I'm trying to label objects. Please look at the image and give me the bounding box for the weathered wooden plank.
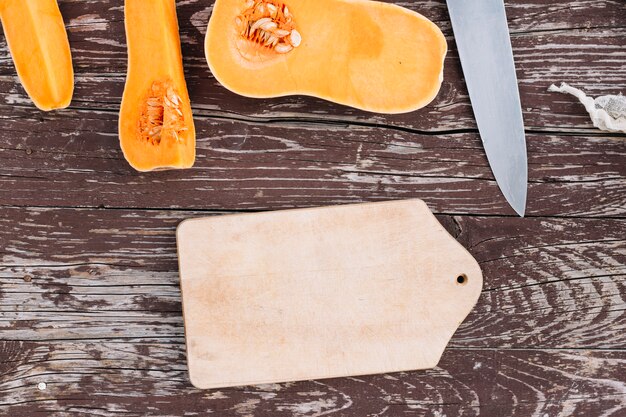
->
[0,107,624,216]
[2,273,624,348]
[1,207,624,348]
[1,342,624,417]
[0,1,624,132]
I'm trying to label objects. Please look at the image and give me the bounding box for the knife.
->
[446,0,528,216]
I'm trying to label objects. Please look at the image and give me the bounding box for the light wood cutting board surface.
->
[177,199,482,389]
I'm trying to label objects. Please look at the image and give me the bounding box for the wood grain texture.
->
[1,342,624,417]
[1,207,623,348]
[0,0,624,415]
[0,105,624,216]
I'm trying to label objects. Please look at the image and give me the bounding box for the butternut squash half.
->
[0,0,73,111]
[119,0,195,172]
[205,0,447,114]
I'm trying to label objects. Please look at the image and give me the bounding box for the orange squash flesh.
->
[0,0,73,111]
[206,0,447,114]
[119,0,195,172]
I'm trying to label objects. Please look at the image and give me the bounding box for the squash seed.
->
[289,29,301,47]
[275,42,293,53]
[250,17,271,32]
[267,3,277,17]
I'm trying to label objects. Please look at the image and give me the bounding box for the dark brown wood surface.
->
[1,0,624,416]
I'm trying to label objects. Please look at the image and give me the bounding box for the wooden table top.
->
[1,0,624,416]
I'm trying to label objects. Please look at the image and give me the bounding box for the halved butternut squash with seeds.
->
[205,0,447,114]
[0,0,73,111]
[119,0,195,172]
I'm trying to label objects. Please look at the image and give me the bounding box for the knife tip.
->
[507,189,527,218]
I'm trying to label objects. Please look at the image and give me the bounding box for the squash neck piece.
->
[0,0,74,110]
[119,0,196,171]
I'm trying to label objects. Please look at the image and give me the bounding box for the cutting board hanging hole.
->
[456,274,468,285]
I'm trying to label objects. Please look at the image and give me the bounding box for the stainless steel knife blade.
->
[446,0,528,216]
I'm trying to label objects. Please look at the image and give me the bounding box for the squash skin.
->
[0,0,74,111]
[119,0,196,172]
[206,0,447,114]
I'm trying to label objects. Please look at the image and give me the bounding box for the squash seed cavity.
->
[139,81,187,145]
[236,0,301,58]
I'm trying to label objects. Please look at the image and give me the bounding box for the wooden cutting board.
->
[176,199,482,389]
